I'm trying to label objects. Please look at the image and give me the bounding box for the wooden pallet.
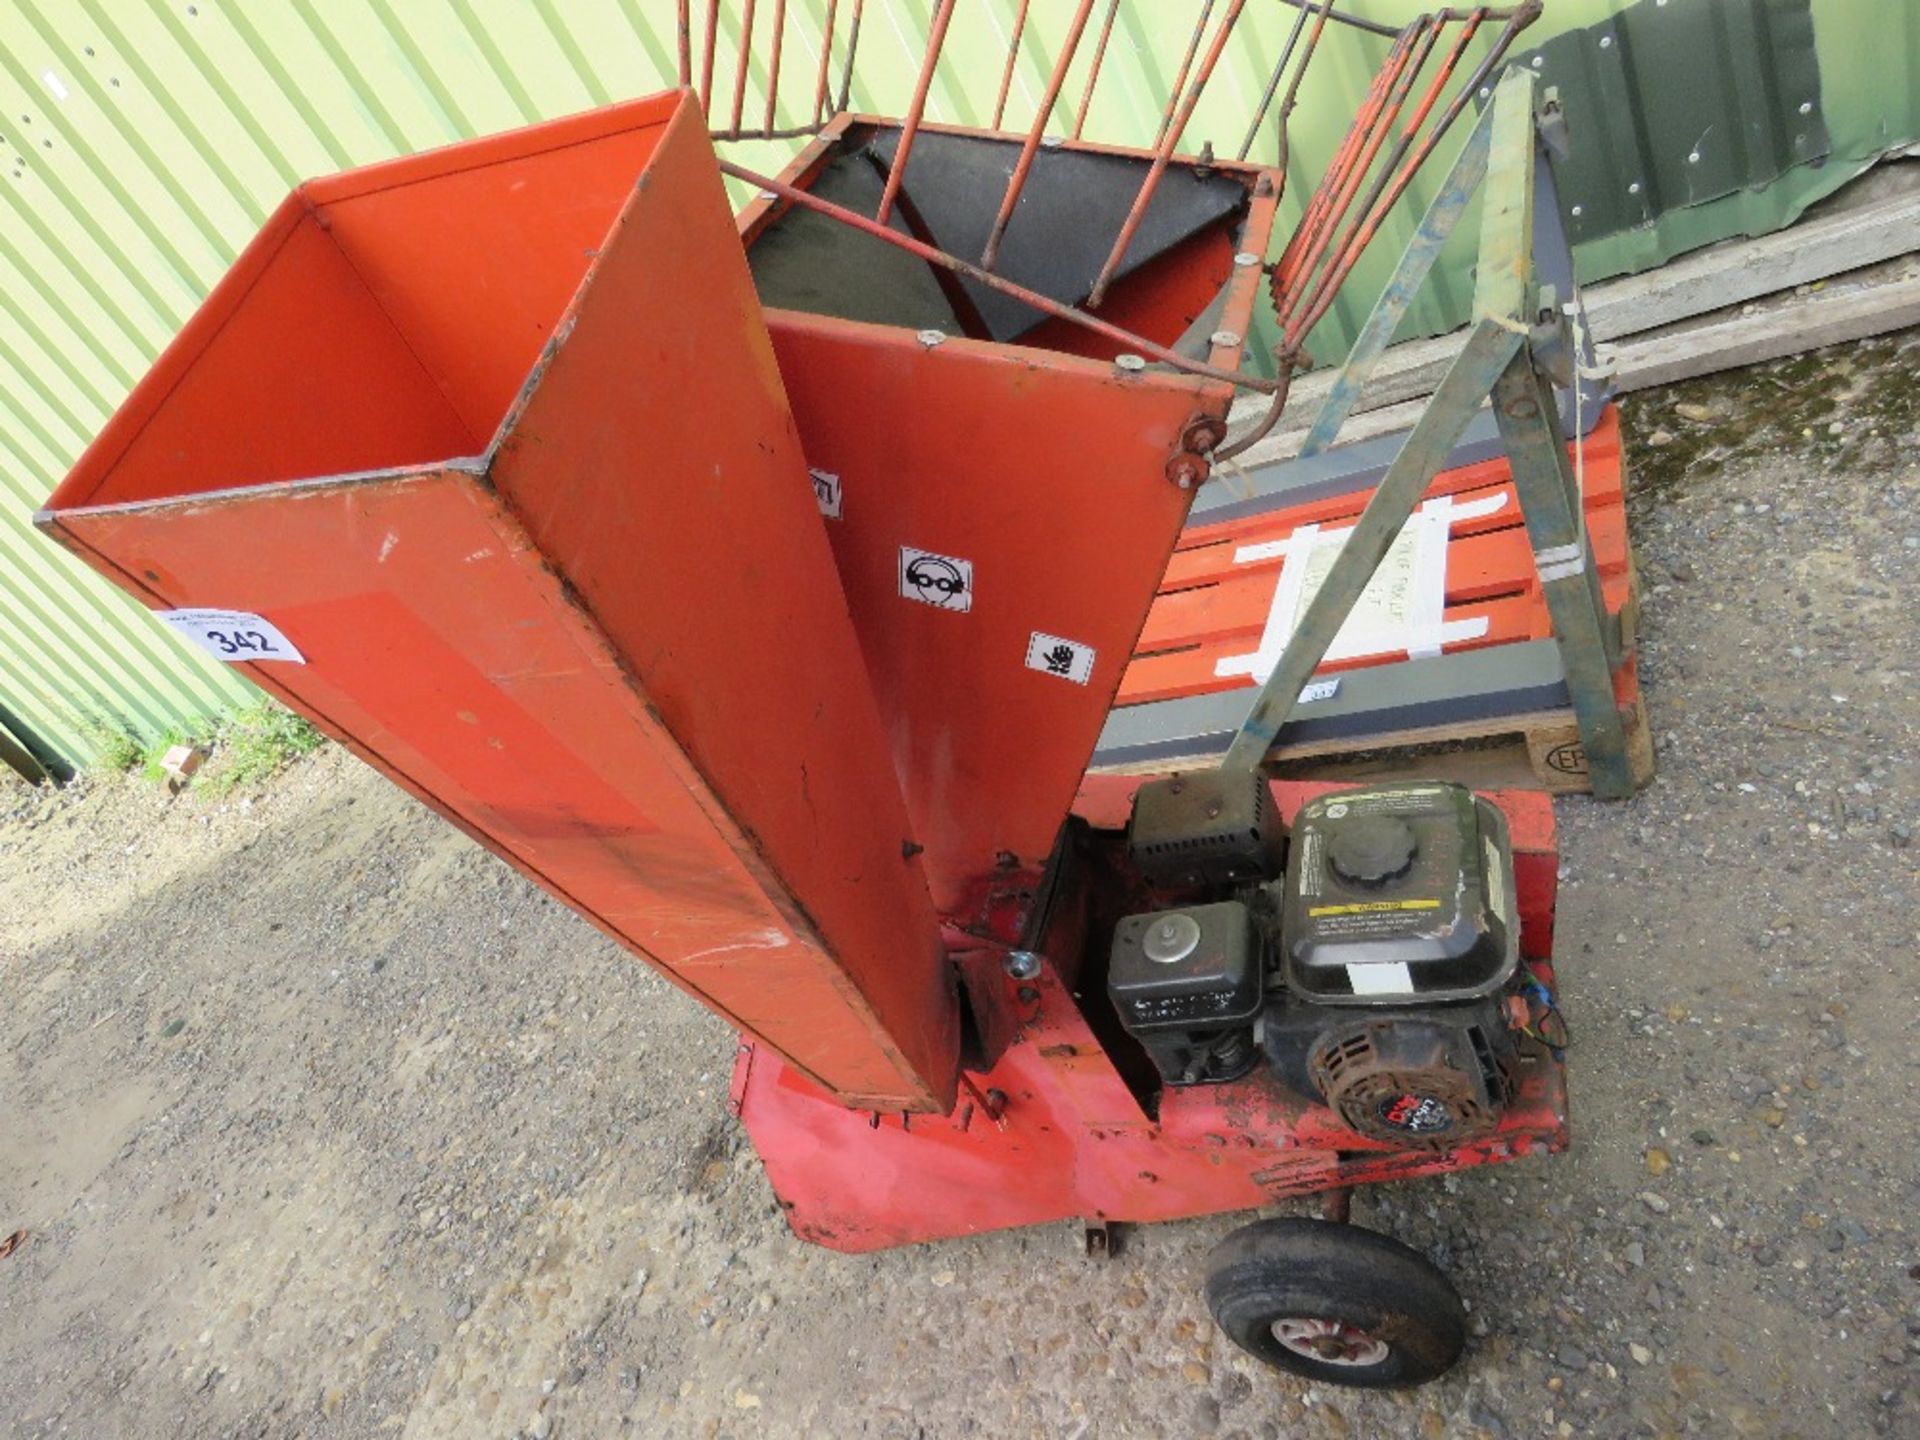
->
[1095,406,1652,797]
[1094,671,1653,795]
[1272,684,1653,796]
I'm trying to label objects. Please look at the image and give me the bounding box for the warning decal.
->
[1024,631,1096,684]
[1309,899,1441,917]
[899,546,973,612]
[810,468,843,519]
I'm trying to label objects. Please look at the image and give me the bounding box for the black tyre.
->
[1203,1217,1467,1388]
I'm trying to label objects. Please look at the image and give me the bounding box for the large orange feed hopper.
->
[738,117,1279,934]
[38,91,956,1112]
[41,90,1282,1118]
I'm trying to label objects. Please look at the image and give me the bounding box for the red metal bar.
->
[980,0,1099,270]
[730,0,758,133]
[836,0,865,113]
[1286,10,1485,338]
[722,157,1279,394]
[1270,0,1341,183]
[992,0,1033,131]
[1087,0,1250,308]
[677,0,692,87]
[700,0,720,113]
[1280,23,1410,269]
[1279,20,1437,329]
[1156,0,1216,148]
[812,0,839,125]
[875,0,959,225]
[1072,0,1123,140]
[762,0,789,136]
[1235,0,1314,161]
[1288,7,1534,344]
[1273,21,1413,296]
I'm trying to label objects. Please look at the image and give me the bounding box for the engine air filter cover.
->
[1109,900,1263,1033]
[1279,783,1517,1005]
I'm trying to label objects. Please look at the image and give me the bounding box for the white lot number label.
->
[898,546,973,612]
[159,608,306,664]
[1025,631,1096,684]
[1299,677,1340,704]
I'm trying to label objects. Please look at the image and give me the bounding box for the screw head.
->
[1114,353,1147,372]
[916,328,947,347]
[1628,181,1643,196]
[1687,150,1701,164]
[1209,329,1241,348]
[1798,101,1813,115]
[1233,251,1260,267]
[1005,951,1041,980]
[1570,204,1583,217]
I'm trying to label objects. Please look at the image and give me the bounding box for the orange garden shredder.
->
[42,10,1636,1383]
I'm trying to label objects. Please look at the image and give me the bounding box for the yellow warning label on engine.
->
[1308,899,1443,916]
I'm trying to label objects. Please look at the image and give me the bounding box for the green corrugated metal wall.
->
[1,0,1914,768]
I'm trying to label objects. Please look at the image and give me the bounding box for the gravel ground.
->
[2,334,1916,1440]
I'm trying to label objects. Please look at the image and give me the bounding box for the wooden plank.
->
[1226,264,1920,468]
[1607,272,1920,391]
[1224,184,1920,457]
[1585,190,1920,339]
[1091,690,1654,796]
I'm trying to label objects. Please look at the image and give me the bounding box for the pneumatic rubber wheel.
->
[1203,1217,1467,1388]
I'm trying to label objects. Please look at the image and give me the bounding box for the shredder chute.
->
[38,89,958,1112]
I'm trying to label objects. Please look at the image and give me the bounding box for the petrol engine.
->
[1108,775,1529,1149]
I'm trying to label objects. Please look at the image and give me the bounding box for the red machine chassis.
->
[735,778,1566,1253]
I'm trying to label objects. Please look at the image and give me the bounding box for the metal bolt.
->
[1004,950,1041,980]
[916,328,947,347]
[1180,415,1229,453]
[1628,181,1642,196]
[1530,55,1543,68]
[1041,134,1064,149]
[1165,452,1209,490]
[1598,35,1612,48]
[1209,330,1241,348]
[757,189,778,201]
[1479,86,1490,99]
[1687,150,1701,165]
[1798,101,1813,115]
[1233,251,1260,267]
[1114,353,1147,372]
[1570,204,1583,218]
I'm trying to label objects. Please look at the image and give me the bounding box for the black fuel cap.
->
[1327,815,1418,887]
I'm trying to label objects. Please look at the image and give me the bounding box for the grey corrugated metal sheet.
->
[1,0,1914,767]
